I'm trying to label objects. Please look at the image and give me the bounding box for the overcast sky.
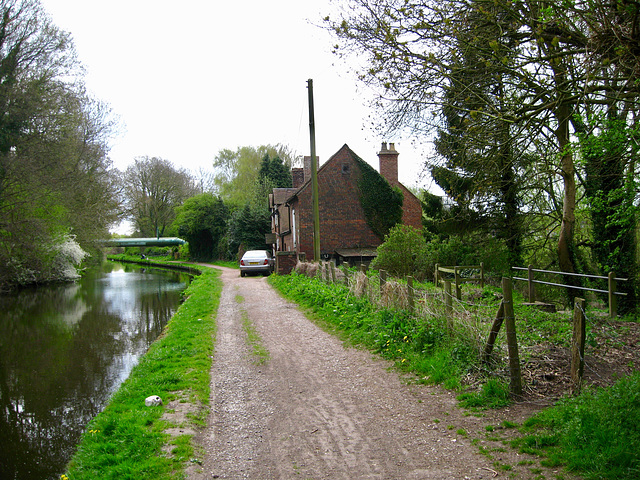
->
[40,0,433,189]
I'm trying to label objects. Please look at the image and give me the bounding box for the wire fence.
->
[298,260,621,397]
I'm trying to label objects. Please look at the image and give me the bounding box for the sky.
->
[40,0,435,190]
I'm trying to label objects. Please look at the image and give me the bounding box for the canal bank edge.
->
[64,256,222,479]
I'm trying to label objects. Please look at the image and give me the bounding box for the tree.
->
[325,0,640,304]
[212,144,295,206]
[123,157,198,237]
[431,2,526,267]
[0,0,121,288]
[258,153,292,188]
[173,193,228,261]
[223,177,274,258]
[580,115,638,313]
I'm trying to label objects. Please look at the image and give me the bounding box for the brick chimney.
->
[378,142,399,186]
[303,155,319,184]
[291,168,304,188]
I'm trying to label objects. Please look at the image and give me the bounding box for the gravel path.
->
[187,266,572,480]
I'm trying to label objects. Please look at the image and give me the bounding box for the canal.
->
[0,261,190,480]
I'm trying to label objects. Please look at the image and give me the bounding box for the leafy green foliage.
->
[0,2,120,289]
[258,153,292,188]
[353,155,403,239]
[580,114,638,314]
[516,372,640,479]
[224,202,270,258]
[423,235,511,281]
[212,144,294,207]
[173,193,228,261]
[372,224,430,281]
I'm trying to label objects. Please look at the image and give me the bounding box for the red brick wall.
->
[275,251,298,275]
[296,146,381,258]
[399,186,423,231]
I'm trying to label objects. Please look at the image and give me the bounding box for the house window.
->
[342,163,350,174]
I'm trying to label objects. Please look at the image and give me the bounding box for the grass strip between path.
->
[64,260,222,480]
[235,294,270,365]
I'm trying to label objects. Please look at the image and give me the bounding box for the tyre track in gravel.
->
[187,266,535,479]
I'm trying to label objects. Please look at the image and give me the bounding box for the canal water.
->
[0,261,190,480]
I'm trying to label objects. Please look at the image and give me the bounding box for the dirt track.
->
[187,266,573,480]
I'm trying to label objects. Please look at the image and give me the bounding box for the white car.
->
[240,250,274,277]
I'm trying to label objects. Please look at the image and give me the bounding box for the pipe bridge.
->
[103,237,187,247]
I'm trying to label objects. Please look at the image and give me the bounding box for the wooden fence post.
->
[407,276,414,311]
[435,263,440,285]
[330,262,336,283]
[483,300,505,364]
[444,280,453,322]
[527,264,535,302]
[380,269,387,305]
[571,297,586,394]
[454,266,462,300]
[608,271,617,318]
[341,265,351,285]
[480,262,485,288]
[502,277,523,396]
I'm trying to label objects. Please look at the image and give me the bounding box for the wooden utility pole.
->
[307,79,320,262]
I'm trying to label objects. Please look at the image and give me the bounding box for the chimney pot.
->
[378,142,399,186]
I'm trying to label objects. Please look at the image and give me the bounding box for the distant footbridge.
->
[102,237,187,248]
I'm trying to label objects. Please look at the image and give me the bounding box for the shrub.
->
[371,224,429,281]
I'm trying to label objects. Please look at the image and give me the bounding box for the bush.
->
[424,235,511,281]
[371,224,429,281]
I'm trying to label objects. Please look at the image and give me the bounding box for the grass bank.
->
[269,271,640,479]
[64,258,222,479]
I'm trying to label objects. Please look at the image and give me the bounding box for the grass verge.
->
[64,262,222,479]
[513,372,640,479]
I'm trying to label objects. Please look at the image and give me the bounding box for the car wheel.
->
[240,271,245,277]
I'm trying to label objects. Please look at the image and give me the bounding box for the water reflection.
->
[0,262,189,480]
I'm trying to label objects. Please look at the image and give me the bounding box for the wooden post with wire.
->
[608,271,617,318]
[502,277,523,395]
[407,276,414,312]
[527,264,535,302]
[380,269,387,305]
[444,280,453,328]
[483,300,505,364]
[571,297,586,394]
[454,266,462,300]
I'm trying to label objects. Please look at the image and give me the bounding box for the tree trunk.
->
[552,60,580,303]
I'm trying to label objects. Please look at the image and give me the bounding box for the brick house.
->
[269,143,422,271]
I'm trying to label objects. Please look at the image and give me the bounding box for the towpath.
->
[186,266,564,479]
